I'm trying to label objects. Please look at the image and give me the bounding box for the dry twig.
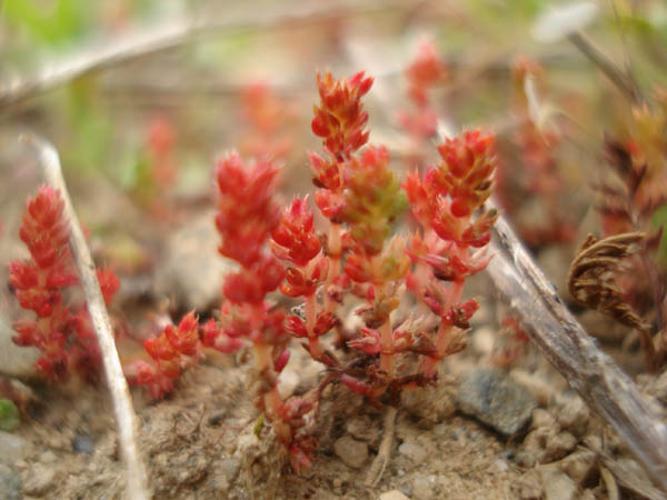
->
[364,405,398,487]
[486,209,667,493]
[568,32,643,105]
[23,135,149,500]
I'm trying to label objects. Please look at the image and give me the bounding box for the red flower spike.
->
[406,41,446,106]
[144,334,177,361]
[308,152,340,190]
[280,255,328,298]
[130,312,204,398]
[313,312,339,337]
[8,186,110,382]
[285,315,307,338]
[9,261,39,290]
[347,327,381,355]
[19,187,70,269]
[215,152,281,267]
[434,130,496,215]
[312,71,373,159]
[314,190,345,222]
[444,299,480,329]
[271,197,321,266]
[165,312,200,357]
[202,319,244,353]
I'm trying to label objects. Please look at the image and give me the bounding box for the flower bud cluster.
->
[9,187,119,381]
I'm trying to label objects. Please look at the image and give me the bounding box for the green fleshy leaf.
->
[0,399,20,432]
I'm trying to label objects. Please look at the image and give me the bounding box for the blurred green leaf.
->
[0,399,20,432]
[652,204,667,268]
[2,0,93,46]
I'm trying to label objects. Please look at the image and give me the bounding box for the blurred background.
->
[0,0,666,374]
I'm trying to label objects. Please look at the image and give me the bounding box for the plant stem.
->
[253,343,291,444]
[379,320,394,377]
[305,293,322,359]
[324,223,342,313]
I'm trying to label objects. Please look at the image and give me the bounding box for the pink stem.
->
[379,320,394,377]
[305,293,322,359]
[422,280,465,378]
[324,223,342,313]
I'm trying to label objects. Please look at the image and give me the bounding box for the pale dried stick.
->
[365,405,398,487]
[23,135,149,500]
[486,209,667,493]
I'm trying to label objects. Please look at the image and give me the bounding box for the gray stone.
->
[457,369,537,435]
[72,434,94,454]
[0,431,25,465]
[219,457,240,482]
[0,464,21,500]
[333,436,368,469]
[153,212,234,310]
[412,474,437,500]
[398,439,427,463]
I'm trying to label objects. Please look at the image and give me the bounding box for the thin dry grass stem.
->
[22,135,149,500]
[364,405,398,488]
[568,32,643,105]
[600,466,620,500]
[486,207,667,494]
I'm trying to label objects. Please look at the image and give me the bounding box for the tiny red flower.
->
[347,327,381,355]
[308,152,340,190]
[311,71,373,160]
[215,152,281,267]
[271,197,321,266]
[405,41,446,106]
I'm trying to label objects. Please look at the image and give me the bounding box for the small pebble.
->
[544,432,577,462]
[333,436,368,469]
[0,464,21,500]
[412,474,436,499]
[0,431,25,465]
[494,458,509,472]
[457,368,537,435]
[540,466,577,500]
[23,463,56,496]
[398,439,427,463]
[72,434,94,454]
[39,451,57,464]
[531,409,557,430]
[379,490,409,500]
[556,397,589,437]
